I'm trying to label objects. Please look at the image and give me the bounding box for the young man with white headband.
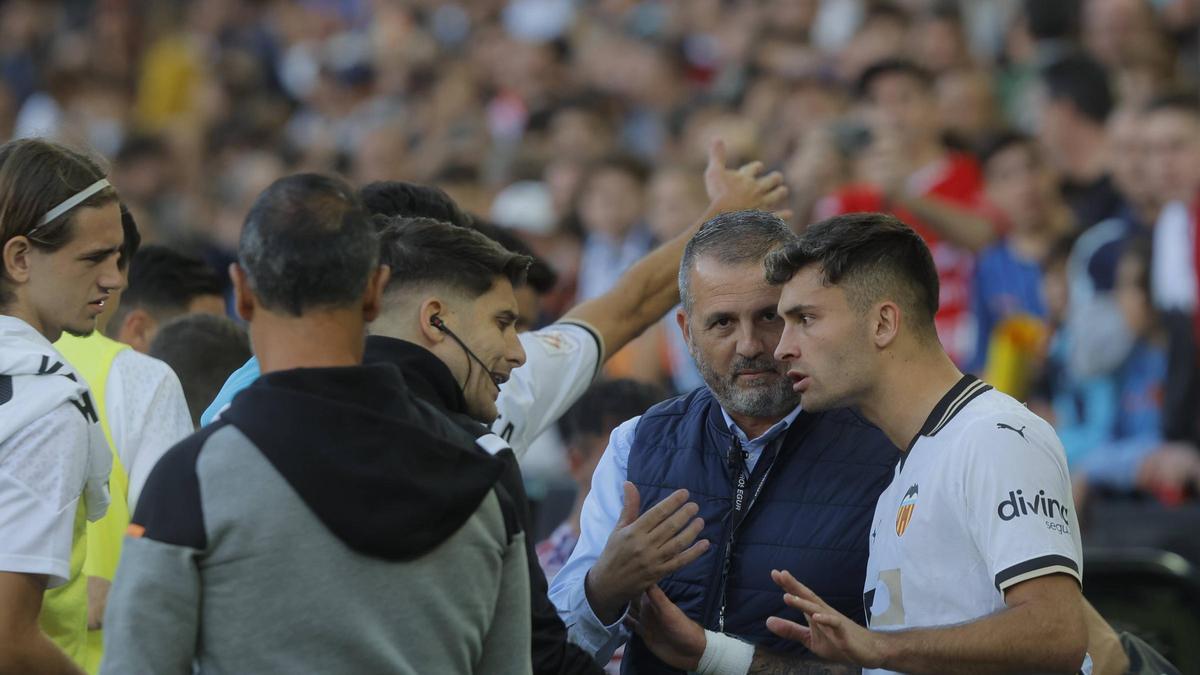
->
[0,138,123,674]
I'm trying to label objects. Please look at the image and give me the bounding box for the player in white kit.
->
[762,212,1088,674]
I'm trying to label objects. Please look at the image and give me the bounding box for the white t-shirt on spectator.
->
[864,376,1083,675]
[492,320,604,460]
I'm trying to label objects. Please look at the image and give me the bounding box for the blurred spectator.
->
[910,3,974,76]
[1058,104,1160,385]
[815,58,994,365]
[1069,238,1200,504]
[836,2,911,83]
[1037,54,1124,229]
[1143,93,1200,444]
[937,67,1003,152]
[1,0,1198,547]
[996,0,1082,131]
[575,155,654,302]
[1114,241,1200,499]
[104,246,225,354]
[149,314,251,427]
[971,132,1074,392]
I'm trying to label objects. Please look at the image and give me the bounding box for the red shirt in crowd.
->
[816,152,985,365]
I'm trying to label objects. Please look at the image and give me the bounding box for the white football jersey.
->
[491,320,603,459]
[864,376,1083,675]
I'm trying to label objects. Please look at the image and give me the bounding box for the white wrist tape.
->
[695,629,755,675]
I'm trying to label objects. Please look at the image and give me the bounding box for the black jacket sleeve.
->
[494,448,606,675]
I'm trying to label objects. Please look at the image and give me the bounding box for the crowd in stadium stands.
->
[3,0,1200,671]
[4,0,1200,526]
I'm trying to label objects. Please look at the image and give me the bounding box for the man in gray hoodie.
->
[100,173,531,674]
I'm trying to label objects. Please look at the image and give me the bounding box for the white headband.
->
[29,178,111,236]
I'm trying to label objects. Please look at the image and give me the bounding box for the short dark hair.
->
[764,213,940,337]
[679,210,794,312]
[1041,54,1113,125]
[557,378,668,447]
[978,130,1038,171]
[360,181,473,228]
[149,313,251,427]
[856,58,934,100]
[238,173,378,316]
[107,245,223,333]
[470,218,558,294]
[379,216,532,298]
[359,180,556,294]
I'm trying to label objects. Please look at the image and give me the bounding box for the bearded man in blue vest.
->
[549,210,897,674]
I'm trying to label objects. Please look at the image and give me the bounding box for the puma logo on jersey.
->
[996,423,1027,440]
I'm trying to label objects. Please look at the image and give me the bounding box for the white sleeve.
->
[0,404,89,587]
[548,415,636,660]
[491,320,604,459]
[962,415,1083,594]
[107,351,195,510]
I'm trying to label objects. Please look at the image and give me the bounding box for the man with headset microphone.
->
[200,141,789,462]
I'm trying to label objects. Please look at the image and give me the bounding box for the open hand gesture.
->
[704,139,793,219]
[585,483,710,624]
[766,569,887,670]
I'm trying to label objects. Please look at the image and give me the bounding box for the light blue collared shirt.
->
[547,403,803,660]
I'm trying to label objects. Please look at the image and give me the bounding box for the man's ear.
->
[2,236,33,285]
[362,265,391,323]
[115,309,155,353]
[417,297,448,345]
[873,300,901,349]
[229,263,255,322]
[675,307,692,345]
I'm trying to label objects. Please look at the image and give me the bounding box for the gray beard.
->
[690,346,798,419]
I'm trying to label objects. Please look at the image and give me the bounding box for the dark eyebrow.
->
[77,245,121,261]
[780,302,817,319]
[703,311,735,325]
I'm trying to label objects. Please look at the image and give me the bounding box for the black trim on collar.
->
[905,374,993,452]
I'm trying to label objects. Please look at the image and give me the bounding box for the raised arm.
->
[889,194,996,253]
[563,140,790,358]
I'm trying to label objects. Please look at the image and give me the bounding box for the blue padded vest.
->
[622,388,896,674]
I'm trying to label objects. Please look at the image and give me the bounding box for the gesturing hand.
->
[765,569,888,670]
[585,483,710,625]
[704,139,793,219]
[627,585,707,672]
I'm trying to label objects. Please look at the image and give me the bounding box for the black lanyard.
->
[717,431,785,631]
[727,433,783,533]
